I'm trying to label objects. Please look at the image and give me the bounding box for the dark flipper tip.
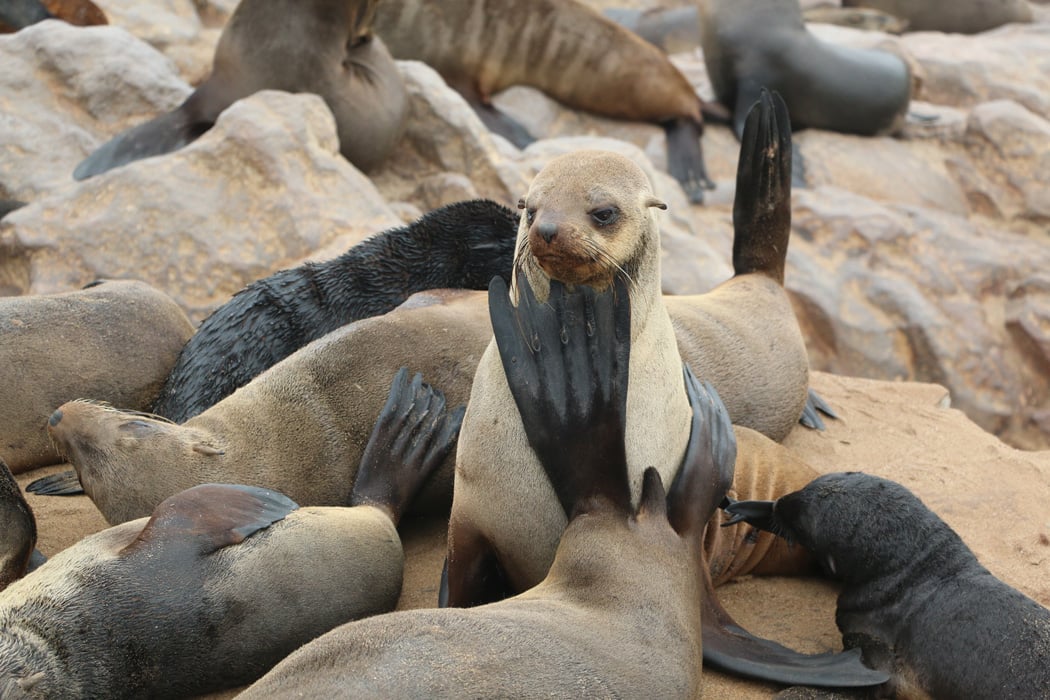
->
[25,470,85,496]
[799,389,838,430]
[721,498,776,530]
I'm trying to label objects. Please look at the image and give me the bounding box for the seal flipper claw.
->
[25,470,85,496]
[701,580,891,687]
[350,367,465,525]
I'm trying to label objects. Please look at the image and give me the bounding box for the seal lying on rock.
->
[0,368,462,699]
[239,279,728,699]
[697,0,912,139]
[74,0,407,179]
[153,198,518,423]
[373,0,715,202]
[0,279,193,473]
[725,471,1050,699]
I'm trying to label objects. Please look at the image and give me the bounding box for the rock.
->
[0,21,190,200]
[0,91,400,323]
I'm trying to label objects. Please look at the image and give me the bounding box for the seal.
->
[73,0,407,180]
[445,91,883,687]
[0,459,43,592]
[697,0,912,139]
[237,289,730,699]
[725,471,1050,698]
[0,0,106,31]
[372,0,714,203]
[0,368,462,698]
[842,0,1033,34]
[153,198,518,423]
[0,279,194,473]
[39,289,492,523]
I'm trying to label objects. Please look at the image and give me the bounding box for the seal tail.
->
[732,88,792,284]
[73,101,211,180]
[701,569,891,687]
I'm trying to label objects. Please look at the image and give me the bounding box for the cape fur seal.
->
[698,0,912,138]
[0,279,193,473]
[0,459,42,591]
[842,0,1033,34]
[153,199,518,423]
[238,290,731,699]
[73,0,407,180]
[726,472,1050,699]
[373,0,715,203]
[0,368,462,698]
[445,92,885,687]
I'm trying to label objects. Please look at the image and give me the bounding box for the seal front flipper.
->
[350,367,465,525]
[701,585,890,687]
[74,103,212,180]
[25,470,84,496]
[664,117,715,204]
[799,389,839,431]
[120,483,298,556]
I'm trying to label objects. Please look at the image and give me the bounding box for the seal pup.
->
[0,459,43,591]
[153,199,518,423]
[373,0,715,203]
[40,290,492,523]
[0,279,193,473]
[842,0,1033,34]
[726,471,1050,699]
[0,368,462,699]
[698,0,912,139]
[238,283,731,699]
[73,0,407,180]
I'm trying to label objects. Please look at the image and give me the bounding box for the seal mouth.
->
[721,497,798,546]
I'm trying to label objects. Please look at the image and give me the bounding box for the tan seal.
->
[0,280,193,473]
[843,0,1033,34]
[74,0,407,179]
[0,368,461,698]
[373,0,714,202]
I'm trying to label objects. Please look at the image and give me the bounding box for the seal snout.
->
[536,221,558,244]
[48,409,63,428]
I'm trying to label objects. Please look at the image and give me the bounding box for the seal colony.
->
[73,0,407,180]
[697,0,912,139]
[0,369,462,698]
[238,280,728,699]
[373,0,715,203]
[0,280,193,473]
[725,472,1050,698]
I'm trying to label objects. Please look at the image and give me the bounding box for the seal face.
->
[726,472,1050,698]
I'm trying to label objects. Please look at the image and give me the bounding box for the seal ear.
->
[192,442,225,457]
[646,197,668,211]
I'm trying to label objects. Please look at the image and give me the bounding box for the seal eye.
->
[590,207,619,227]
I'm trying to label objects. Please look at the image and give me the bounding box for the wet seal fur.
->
[0,368,462,698]
[445,92,885,688]
[153,199,518,423]
[237,284,731,699]
[74,0,407,180]
[842,0,1032,34]
[0,280,193,473]
[698,0,912,139]
[0,459,42,592]
[726,472,1050,699]
[373,0,715,203]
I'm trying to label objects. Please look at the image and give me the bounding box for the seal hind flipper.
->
[732,87,792,283]
[121,483,298,557]
[73,103,212,180]
[701,580,891,687]
[664,117,715,204]
[667,366,736,537]
[350,367,465,525]
[489,273,633,518]
[799,388,839,430]
[25,469,84,496]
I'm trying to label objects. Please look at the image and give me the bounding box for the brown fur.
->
[0,280,193,473]
[41,0,105,25]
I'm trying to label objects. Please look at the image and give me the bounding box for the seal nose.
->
[48,409,63,427]
[536,222,558,244]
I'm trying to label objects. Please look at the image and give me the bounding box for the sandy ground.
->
[14,370,1050,698]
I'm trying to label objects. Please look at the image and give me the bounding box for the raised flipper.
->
[74,103,212,181]
[350,366,465,525]
[26,469,84,496]
[489,273,632,517]
[799,388,839,431]
[664,117,715,205]
[120,483,298,557]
